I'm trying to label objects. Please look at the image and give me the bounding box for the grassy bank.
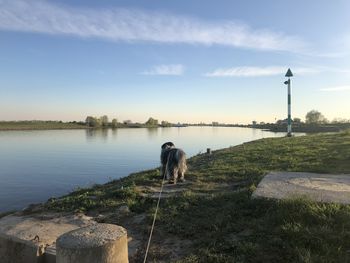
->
[0,121,86,130]
[251,122,350,133]
[43,131,350,262]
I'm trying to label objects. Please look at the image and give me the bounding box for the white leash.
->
[143,168,167,263]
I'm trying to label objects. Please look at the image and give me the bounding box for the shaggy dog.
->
[160,142,187,184]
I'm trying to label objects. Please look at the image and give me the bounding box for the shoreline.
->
[1,121,350,133]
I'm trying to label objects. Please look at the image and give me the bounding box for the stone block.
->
[56,223,128,263]
[0,233,44,263]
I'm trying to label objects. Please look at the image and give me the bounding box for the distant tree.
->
[161,120,171,127]
[123,120,132,125]
[305,110,328,124]
[111,118,118,128]
[100,115,109,127]
[85,116,93,127]
[145,117,159,126]
[331,118,349,124]
[293,117,302,124]
[96,118,103,127]
[85,116,101,127]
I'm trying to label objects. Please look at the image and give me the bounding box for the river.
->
[0,127,288,212]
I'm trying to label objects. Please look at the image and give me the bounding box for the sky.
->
[0,0,350,124]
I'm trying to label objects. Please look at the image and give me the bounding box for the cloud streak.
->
[142,64,184,76]
[320,85,350,92]
[0,0,306,52]
[204,66,319,77]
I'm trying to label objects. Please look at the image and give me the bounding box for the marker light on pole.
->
[284,68,293,137]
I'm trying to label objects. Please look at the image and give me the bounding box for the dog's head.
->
[161,142,175,150]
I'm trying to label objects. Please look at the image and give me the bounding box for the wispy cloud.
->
[320,85,350,92]
[204,66,319,77]
[325,68,350,74]
[142,64,184,76]
[0,0,306,52]
[307,51,350,58]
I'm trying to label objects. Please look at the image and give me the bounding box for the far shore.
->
[0,121,87,131]
[0,121,163,131]
[1,120,350,133]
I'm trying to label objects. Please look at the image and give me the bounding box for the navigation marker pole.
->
[284,68,293,137]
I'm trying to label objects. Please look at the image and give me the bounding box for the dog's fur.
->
[160,142,187,184]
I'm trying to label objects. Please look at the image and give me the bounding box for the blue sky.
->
[0,0,349,124]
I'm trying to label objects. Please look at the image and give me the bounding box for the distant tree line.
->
[252,110,350,133]
[85,116,174,128]
[85,115,117,128]
[273,110,350,125]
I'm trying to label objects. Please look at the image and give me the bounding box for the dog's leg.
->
[173,167,179,184]
[178,150,187,183]
[167,169,175,184]
[165,154,172,183]
[178,170,185,182]
[166,169,171,181]
[160,165,165,179]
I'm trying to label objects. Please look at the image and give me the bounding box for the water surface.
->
[0,127,288,212]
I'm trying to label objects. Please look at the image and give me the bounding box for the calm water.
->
[0,127,287,212]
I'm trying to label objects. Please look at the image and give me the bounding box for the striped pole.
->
[285,68,293,137]
[287,78,291,136]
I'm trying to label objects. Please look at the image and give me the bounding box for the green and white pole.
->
[285,68,293,137]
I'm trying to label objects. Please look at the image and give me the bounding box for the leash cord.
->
[143,165,167,263]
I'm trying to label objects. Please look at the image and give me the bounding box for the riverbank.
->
[0,121,176,130]
[4,131,350,262]
[0,121,86,130]
[250,122,350,133]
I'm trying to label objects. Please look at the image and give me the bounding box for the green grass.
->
[158,191,350,262]
[45,169,160,212]
[44,131,350,262]
[0,121,86,130]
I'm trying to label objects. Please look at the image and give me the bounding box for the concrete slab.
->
[0,233,45,263]
[253,172,350,204]
[0,213,96,262]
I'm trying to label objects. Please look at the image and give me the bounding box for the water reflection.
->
[252,128,257,137]
[146,127,158,139]
[160,127,173,137]
[85,128,109,142]
[111,128,118,139]
[212,126,219,134]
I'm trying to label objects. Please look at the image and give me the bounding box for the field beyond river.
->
[9,130,350,262]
